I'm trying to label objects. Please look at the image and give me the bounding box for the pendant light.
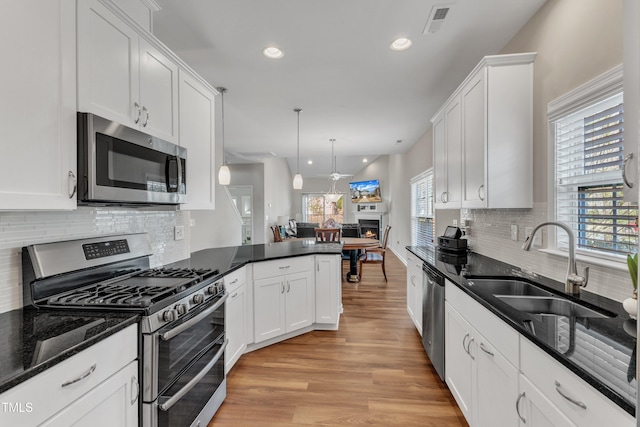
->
[293,108,303,190]
[324,139,342,203]
[217,87,231,186]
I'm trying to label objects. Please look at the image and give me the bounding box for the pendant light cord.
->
[217,87,227,165]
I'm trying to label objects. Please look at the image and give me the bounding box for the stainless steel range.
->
[22,233,228,427]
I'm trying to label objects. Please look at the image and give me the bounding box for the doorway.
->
[229,186,253,245]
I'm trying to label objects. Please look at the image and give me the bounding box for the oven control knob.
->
[191,293,205,304]
[174,303,188,316]
[162,309,178,322]
[205,285,218,296]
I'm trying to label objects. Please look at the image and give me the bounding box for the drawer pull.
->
[554,380,587,410]
[462,333,470,354]
[229,278,238,284]
[516,392,526,423]
[231,292,238,298]
[131,375,139,405]
[467,337,475,360]
[61,363,96,387]
[279,265,291,270]
[479,342,494,357]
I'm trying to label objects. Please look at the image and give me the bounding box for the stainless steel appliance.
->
[22,233,227,427]
[422,262,445,381]
[77,112,187,205]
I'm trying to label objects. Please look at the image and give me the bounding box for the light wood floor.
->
[210,251,467,426]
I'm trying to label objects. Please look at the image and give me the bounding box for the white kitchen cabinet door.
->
[474,335,519,427]
[285,270,315,332]
[444,302,474,423]
[77,0,139,129]
[179,70,216,210]
[225,283,247,373]
[77,0,178,143]
[0,0,77,210]
[138,38,179,142]
[518,375,576,427]
[41,361,139,427]
[253,276,286,343]
[315,255,341,326]
[461,70,486,208]
[432,111,447,209]
[443,96,462,208]
[623,0,639,201]
[406,254,423,335]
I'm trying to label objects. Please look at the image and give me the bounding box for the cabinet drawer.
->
[445,281,519,366]
[0,324,137,427]
[224,266,247,293]
[253,256,314,280]
[520,337,634,427]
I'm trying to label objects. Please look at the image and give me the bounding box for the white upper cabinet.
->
[623,0,639,201]
[179,70,217,210]
[0,0,77,210]
[77,0,179,143]
[433,53,536,209]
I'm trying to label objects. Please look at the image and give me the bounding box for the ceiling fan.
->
[319,139,354,181]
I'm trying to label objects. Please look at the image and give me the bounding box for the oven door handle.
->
[158,338,228,412]
[160,293,228,341]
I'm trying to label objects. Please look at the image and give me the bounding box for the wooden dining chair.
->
[271,225,283,242]
[314,227,341,242]
[359,225,391,281]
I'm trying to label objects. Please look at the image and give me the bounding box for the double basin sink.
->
[465,277,615,319]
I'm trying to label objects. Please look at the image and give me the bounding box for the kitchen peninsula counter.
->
[406,246,637,415]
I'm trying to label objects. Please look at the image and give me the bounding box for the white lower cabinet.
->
[406,253,423,334]
[41,361,138,427]
[315,254,342,326]
[445,282,520,427]
[0,324,138,427]
[253,256,315,343]
[519,337,634,427]
[518,374,576,427]
[224,267,248,373]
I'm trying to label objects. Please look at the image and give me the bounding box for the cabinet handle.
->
[279,265,291,270]
[554,380,587,410]
[441,192,447,203]
[142,106,149,127]
[131,375,139,405]
[61,363,96,387]
[229,278,238,284]
[516,392,526,423]
[479,342,494,357]
[467,337,475,360]
[462,333,470,355]
[281,283,285,293]
[231,292,238,298]
[623,153,634,189]
[287,282,291,293]
[478,184,485,201]
[410,275,415,286]
[68,171,77,199]
[134,102,141,124]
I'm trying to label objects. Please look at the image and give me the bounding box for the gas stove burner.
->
[139,267,219,280]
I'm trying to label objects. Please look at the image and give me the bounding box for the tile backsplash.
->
[0,207,190,313]
[461,203,632,303]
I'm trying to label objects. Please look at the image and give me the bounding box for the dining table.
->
[341,237,380,282]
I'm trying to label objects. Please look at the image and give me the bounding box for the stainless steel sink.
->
[494,295,612,319]
[465,278,554,297]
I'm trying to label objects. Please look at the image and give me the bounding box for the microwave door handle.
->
[165,155,177,193]
[176,151,183,193]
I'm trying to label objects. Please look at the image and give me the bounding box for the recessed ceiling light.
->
[263,46,284,59]
[307,160,313,165]
[390,38,412,51]
[363,158,368,163]
[396,139,403,144]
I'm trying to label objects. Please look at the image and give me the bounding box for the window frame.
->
[547,64,636,264]
[301,192,345,224]
[410,168,434,247]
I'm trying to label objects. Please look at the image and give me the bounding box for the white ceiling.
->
[152,0,546,179]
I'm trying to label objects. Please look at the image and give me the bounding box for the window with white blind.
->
[411,169,434,246]
[301,193,344,224]
[551,69,638,259]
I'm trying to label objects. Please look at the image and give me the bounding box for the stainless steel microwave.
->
[77,113,186,205]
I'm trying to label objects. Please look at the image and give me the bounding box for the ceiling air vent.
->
[423,4,453,34]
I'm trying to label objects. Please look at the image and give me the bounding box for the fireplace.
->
[358,219,380,239]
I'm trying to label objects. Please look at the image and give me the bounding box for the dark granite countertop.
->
[406,245,637,416]
[167,240,344,274]
[0,309,139,394]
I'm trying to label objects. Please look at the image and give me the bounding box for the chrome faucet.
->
[522,221,589,295]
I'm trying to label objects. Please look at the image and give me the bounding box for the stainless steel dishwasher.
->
[422,262,446,381]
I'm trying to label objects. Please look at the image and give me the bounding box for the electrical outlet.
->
[510,225,519,241]
[174,226,185,241]
[190,219,196,227]
[453,219,458,227]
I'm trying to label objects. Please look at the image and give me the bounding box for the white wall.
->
[189,186,242,251]
[263,157,294,242]
[227,163,266,244]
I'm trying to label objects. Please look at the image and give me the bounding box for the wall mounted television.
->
[349,179,382,203]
